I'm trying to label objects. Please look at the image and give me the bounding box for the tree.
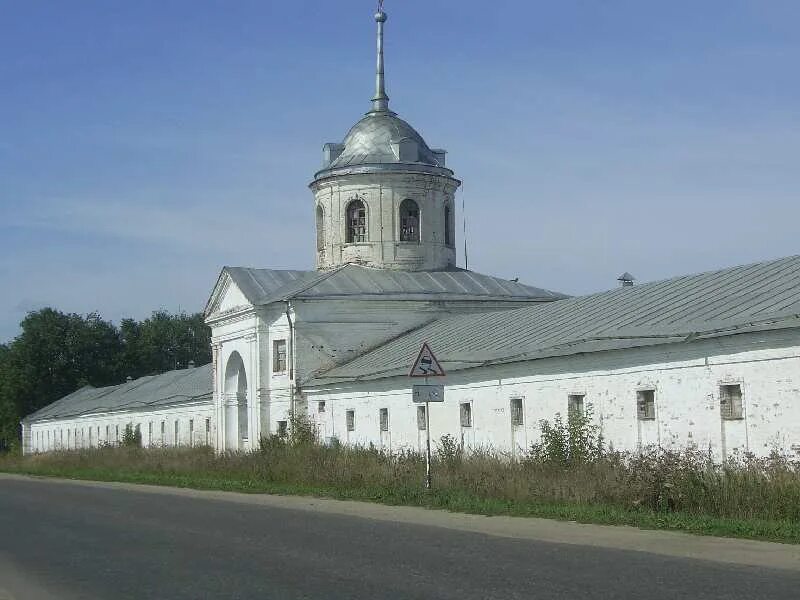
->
[0,309,123,450]
[0,308,211,450]
[119,311,211,378]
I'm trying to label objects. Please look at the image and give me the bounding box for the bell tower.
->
[309,4,461,272]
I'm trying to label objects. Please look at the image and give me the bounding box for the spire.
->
[370,2,392,114]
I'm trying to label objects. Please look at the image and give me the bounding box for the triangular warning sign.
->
[409,343,446,377]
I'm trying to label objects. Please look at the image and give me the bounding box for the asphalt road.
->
[1,477,798,600]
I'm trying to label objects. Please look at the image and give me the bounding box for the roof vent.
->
[188,360,196,369]
[618,272,636,287]
[125,376,133,383]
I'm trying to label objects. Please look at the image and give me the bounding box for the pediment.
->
[205,270,254,318]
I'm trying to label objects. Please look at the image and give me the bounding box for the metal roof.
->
[24,365,212,423]
[225,264,566,306]
[310,255,800,384]
[322,113,443,171]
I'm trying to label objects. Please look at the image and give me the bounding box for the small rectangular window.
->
[460,402,472,428]
[205,418,211,445]
[148,422,153,445]
[417,405,427,431]
[277,420,288,437]
[510,398,524,426]
[318,401,326,413]
[273,340,288,373]
[161,421,165,443]
[379,408,389,432]
[189,419,194,447]
[174,420,179,446]
[115,425,119,442]
[568,394,585,420]
[346,410,355,432]
[637,390,656,420]
[720,384,744,420]
[105,425,109,441]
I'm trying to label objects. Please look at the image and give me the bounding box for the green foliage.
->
[0,308,211,449]
[528,409,605,466]
[122,423,142,448]
[119,311,211,378]
[436,434,463,467]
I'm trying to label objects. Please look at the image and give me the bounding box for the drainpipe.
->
[285,301,298,421]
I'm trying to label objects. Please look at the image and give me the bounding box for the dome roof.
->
[325,112,444,170]
[313,7,453,180]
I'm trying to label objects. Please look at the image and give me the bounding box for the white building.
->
[22,7,800,460]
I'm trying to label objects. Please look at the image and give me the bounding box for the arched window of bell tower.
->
[399,199,420,242]
[316,205,325,251]
[346,197,367,243]
[444,204,453,247]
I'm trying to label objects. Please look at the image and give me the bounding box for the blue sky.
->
[2,0,799,342]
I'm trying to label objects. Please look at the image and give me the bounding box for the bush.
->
[121,423,142,448]
[528,409,604,466]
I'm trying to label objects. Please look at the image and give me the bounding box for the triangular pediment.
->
[205,270,254,318]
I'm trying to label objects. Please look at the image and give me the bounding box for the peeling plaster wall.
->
[306,330,800,461]
[311,172,459,271]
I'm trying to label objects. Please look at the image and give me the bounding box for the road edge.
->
[2,472,799,572]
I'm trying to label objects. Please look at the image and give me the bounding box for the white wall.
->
[28,401,214,454]
[311,171,459,271]
[305,330,800,461]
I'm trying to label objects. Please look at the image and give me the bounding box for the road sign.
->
[409,343,446,377]
[413,384,444,403]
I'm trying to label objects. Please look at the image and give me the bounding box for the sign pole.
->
[424,400,432,489]
[409,343,446,492]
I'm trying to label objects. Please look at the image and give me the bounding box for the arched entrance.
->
[224,352,249,449]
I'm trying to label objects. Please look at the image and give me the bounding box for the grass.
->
[3,421,800,545]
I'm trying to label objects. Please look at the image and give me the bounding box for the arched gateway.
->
[224,352,248,449]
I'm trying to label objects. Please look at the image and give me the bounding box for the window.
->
[189,419,194,447]
[205,418,211,445]
[134,424,141,447]
[174,420,179,447]
[160,421,165,444]
[510,398,524,426]
[720,384,744,420]
[417,405,427,431]
[148,422,153,446]
[460,402,472,428]
[444,204,452,246]
[399,199,420,242]
[277,421,288,437]
[346,410,355,432]
[273,340,287,373]
[346,198,367,243]
[379,408,389,432]
[637,390,656,420]
[105,425,109,442]
[318,401,326,413]
[115,425,119,443]
[568,394,585,420]
[316,205,325,251]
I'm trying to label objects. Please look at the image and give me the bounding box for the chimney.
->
[188,360,196,369]
[618,272,636,287]
[126,376,133,383]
